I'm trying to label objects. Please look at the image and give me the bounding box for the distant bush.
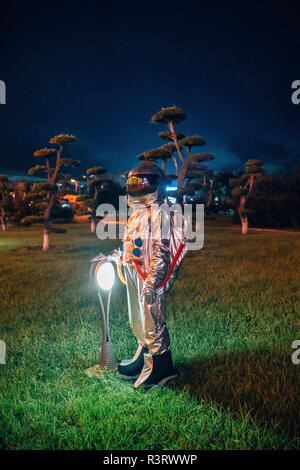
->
[51,227,67,234]
[20,216,44,226]
[246,170,300,228]
[51,205,74,221]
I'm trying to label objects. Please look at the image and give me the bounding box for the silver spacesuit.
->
[118,162,187,390]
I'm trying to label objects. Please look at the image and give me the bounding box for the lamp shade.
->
[95,261,115,291]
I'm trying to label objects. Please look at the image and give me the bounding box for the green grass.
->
[0,221,299,450]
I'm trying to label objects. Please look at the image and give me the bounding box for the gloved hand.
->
[90,252,106,263]
[90,249,120,263]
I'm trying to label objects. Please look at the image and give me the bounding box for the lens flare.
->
[96,262,115,291]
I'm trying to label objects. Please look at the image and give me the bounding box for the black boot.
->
[136,350,178,390]
[118,344,148,380]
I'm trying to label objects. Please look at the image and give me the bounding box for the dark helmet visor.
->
[126,174,159,196]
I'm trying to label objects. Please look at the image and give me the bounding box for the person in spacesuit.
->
[117,162,187,390]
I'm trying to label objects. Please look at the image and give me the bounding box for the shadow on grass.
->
[169,351,300,441]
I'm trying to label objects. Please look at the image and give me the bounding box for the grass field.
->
[0,220,299,450]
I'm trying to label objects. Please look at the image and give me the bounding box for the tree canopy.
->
[159,131,185,141]
[34,148,56,158]
[49,134,76,145]
[137,147,172,161]
[26,133,78,249]
[151,106,186,124]
[137,105,215,197]
[86,167,106,176]
[180,136,206,149]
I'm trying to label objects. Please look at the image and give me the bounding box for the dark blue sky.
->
[1,0,300,181]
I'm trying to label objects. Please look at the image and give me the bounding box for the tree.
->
[0,175,14,231]
[137,146,173,172]
[13,181,31,223]
[26,133,79,250]
[206,171,215,209]
[180,161,217,208]
[77,167,112,233]
[151,106,214,197]
[244,169,300,228]
[229,159,265,234]
[158,132,185,174]
[213,171,235,212]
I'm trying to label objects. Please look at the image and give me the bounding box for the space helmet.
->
[126,162,166,201]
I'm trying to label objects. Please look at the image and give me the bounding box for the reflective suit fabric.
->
[122,193,171,357]
[124,264,170,356]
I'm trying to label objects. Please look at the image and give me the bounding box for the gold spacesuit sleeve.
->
[143,238,170,296]
[142,208,170,296]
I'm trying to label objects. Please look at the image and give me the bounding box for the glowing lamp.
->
[95,261,115,291]
[90,258,118,371]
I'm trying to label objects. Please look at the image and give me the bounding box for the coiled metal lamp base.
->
[86,259,118,376]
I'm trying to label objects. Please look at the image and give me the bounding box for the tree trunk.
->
[239,195,248,235]
[43,185,57,250]
[1,209,7,231]
[91,217,96,233]
[92,187,98,234]
[1,219,7,231]
[168,121,185,163]
[43,224,50,250]
[172,155,179,178]
[177,160,189,190]
[241,216,248,235]
[207,190,213,208]
[249,174,255,192]
[206,179,214,208]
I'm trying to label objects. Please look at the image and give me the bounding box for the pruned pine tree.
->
[137,147,173,172]
[0,175,14,231]
[229,159,265,234]
[77,167,111,233]
[179,168,203,202]
[152,107,214,194]
[178,137,214,190]
[27,134,79,250]
[181,162,216,207]
[159,132,185,175]
[213,172,235,210]
[206,171,216,209]
[193,166,215,208]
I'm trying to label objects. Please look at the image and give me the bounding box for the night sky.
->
[1,0,300,181]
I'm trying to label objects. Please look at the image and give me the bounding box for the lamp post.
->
[89,258,118,371]
[70,178,78,192]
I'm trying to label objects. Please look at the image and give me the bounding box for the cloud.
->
[229,129,299,168]
[0,169,47,182]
